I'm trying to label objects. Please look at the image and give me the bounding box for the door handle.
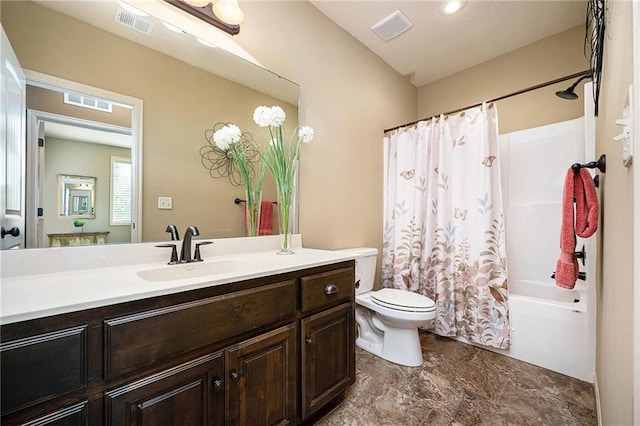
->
[1,227,20,238]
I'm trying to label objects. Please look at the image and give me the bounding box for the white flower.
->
[271,106,286,126]
[213,124,241,150]
[298,126,314,143]
[253,106,271,127]
[253,105,286,127]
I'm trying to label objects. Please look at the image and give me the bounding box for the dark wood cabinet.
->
[104,352,224,426]
[0,261,355,426]
[300,303,354,420]
[225,324,297,425]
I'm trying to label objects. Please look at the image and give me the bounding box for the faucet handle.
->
[193,241,213,262]
[156,243,179,264]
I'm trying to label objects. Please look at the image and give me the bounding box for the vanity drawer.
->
[104,280,296,378]
[0,325,88,414]
[300,267,354,313]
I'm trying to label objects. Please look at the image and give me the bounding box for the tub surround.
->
[0,234,356,324]
[0,235,357,425]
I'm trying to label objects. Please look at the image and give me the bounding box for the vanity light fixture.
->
[183,0,244,24]
[211,0,244,25]
[165,0,243,35]
[439,0,467,16]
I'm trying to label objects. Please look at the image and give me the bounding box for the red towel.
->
[555,168,599,289]
[258,200,274,235]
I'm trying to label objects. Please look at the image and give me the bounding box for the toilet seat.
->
[371,288,435,313]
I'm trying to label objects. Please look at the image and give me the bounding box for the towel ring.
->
[571,154,606,174]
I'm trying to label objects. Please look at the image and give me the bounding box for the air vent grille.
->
[371,10,413,42]
[115,6,154,35]
[64,92,113,113]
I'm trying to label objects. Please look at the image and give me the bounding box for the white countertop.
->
[0,236,358,325]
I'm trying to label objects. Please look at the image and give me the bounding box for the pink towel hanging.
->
[555,168,599,289]
[258,200,274,235]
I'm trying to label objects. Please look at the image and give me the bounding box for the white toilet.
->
[338,247,436,367]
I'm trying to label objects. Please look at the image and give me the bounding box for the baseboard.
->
[594,372,602,426]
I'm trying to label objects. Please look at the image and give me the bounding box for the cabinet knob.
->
[230,370,242,383]
[212,377,223,392]
[305,337,313,345]
[324,283,339,295]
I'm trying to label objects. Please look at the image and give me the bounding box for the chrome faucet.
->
[180,225,200,263]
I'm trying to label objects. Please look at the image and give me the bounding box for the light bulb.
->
[212,0,244,25]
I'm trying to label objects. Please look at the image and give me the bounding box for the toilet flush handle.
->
[324,283,339,295]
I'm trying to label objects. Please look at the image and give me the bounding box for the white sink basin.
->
[137,260,257,282]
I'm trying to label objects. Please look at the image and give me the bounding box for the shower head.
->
[555,73,592,100]
[555,88,580,100]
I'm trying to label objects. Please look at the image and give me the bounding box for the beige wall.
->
[235,2,417,255]
[417,25,588,135]
[593,1,635,424]
[2,1,293,242]
[44,137,131,245]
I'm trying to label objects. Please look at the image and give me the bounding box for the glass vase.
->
[245,189,262,237]
[276,185,294,255]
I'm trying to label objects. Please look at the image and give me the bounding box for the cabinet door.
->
[105,352,224,426]
[301,303,354,420]
[225,324,296,426]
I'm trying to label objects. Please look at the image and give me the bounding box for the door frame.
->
[24,70,143,244]
[26,110,133,248]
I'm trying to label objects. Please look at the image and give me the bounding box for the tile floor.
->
[316,332,597,425]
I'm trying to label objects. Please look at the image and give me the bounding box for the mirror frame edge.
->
[23,69,143,245]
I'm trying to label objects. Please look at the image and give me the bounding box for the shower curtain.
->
[382,104,510,349]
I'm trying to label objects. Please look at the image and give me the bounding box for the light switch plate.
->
[158,196,173,210]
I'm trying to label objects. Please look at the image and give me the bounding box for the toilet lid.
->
[371,288,435,312]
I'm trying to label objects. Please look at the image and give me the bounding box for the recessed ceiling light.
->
[439,0,467,16]
[116,0,148,17]
[161,21,186,34]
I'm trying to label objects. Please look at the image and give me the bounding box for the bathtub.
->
[485,279,594,382]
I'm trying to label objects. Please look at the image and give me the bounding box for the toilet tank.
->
[335,247,378,295]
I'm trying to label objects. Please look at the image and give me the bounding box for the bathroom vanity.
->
[0,239,356,425]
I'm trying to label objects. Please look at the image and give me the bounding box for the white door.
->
[1,26,26,250]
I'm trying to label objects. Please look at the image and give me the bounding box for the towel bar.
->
[234,198,277,205]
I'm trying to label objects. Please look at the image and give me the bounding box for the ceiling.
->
[310,0,588,87]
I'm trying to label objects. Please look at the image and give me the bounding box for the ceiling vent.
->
[371,10,413,42]
[115,6,154,35]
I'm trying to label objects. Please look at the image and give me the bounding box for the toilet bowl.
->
[337,248,436,367]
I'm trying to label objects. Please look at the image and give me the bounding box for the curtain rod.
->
[383,69,591,134]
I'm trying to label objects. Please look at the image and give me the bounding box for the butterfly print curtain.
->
[382,104,510,349]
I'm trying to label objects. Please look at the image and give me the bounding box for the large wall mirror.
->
[1,0,299,248]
